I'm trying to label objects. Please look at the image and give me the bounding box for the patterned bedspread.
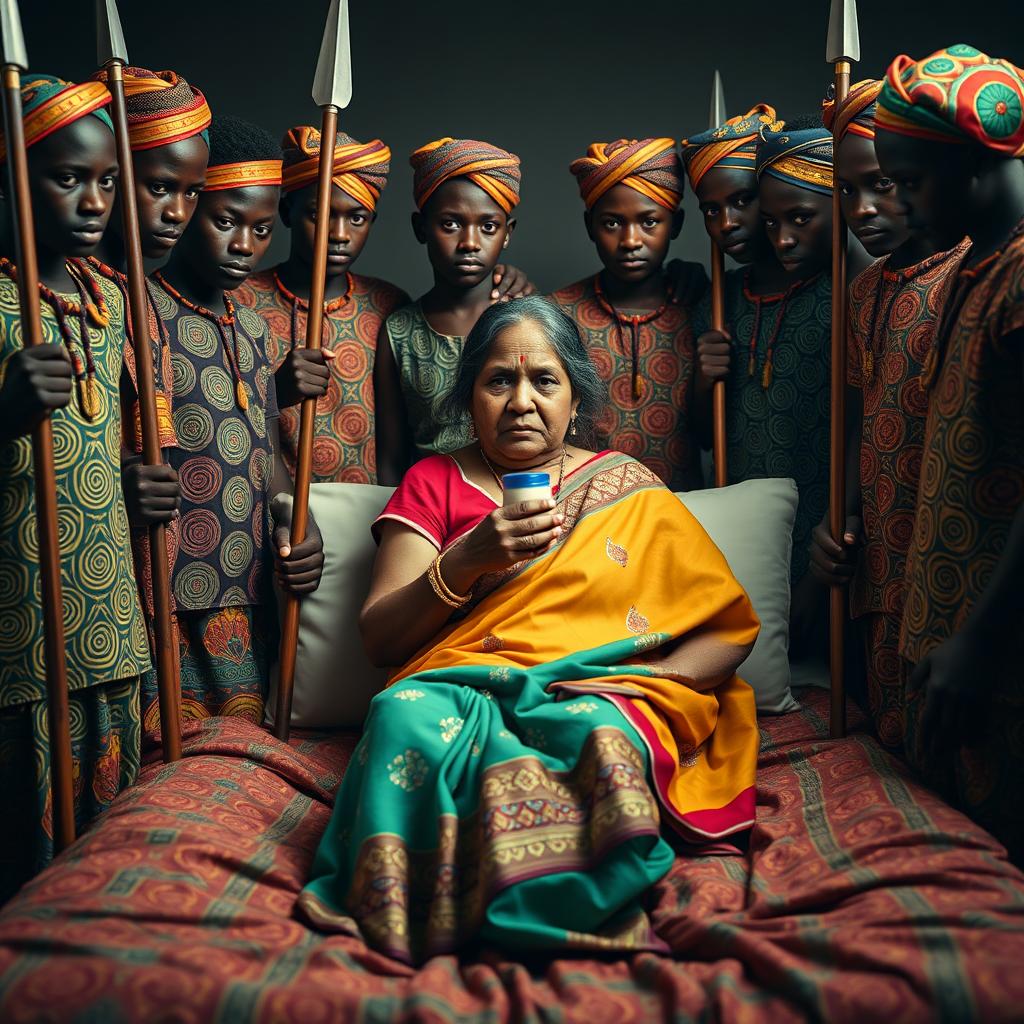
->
[1,690,1022,1023]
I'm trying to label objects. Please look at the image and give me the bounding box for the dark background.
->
[24,1,1024,295]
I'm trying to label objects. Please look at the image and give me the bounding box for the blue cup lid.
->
[502,472,551,489]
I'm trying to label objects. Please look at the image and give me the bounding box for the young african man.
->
[687,117,839,656]
[810,80,971,752]
[0,75,151,897]
[872,45,1024,862]
[374,137,523,484]
[152,116,323,730]
[88,65,213,742]
[550,138,705,491]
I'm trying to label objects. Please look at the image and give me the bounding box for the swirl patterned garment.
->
[846,242,970,750]
[386,302,473,458]
[694,269,832,583]
[154,280,278,612]
[898,223,1024,862]
[0,269,148,896]
[236,270,409,484]
[550,275,704,492]
[0,274,151,704]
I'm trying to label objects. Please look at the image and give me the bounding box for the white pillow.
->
[266,483,394,729]
[676,478,799,714]
[269,476,800,728]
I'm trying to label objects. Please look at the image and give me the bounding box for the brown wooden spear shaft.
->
[274,105,338,742]
[710,246,728,487]
[829,61,851,740]
[103,60,181,761]
[1,64,75,851]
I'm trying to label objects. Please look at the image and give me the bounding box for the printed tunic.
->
[900,227,1024,665]
[236,269,408,483]
[847,242,970,620]
[694,269,832,583]
[153,278,279,612]
[551,275,703,492]
[386,301,472,458]
[0,271,150,707]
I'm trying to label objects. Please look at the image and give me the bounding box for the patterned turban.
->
[92,66,210,151]
[569,138,684,210]
[281,126,391,210]
[410,137,521,213]
[756,122,834,196]
[877,43,1024,157]
[822,79,882,141]
[0,73,111,163]
[681,105,778,190]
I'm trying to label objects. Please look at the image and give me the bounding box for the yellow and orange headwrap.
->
[204,161,282,191]
[92,66,210,151]
[0,73,111,163]
[822,80,882,141]
[569,138,683,210]
[410,137,521,214]
[280,126,390,211]
[681,105,778,190]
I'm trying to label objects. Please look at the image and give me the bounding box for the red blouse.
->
[374,451,609,550]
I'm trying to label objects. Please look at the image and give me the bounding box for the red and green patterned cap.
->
[877,44,1024,157]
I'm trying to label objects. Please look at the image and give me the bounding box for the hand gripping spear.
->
[1,0,75,850]
[826,0,859,739]
[708,70,729,488]
[96,0,181,761]
[274,0,352,741]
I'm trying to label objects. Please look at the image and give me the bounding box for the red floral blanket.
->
[0,690,1022,1022]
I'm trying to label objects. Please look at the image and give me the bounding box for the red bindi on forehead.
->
[519,354,525,363]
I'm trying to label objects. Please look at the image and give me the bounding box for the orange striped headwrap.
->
[410,137,521,214]
[92,66,210,151]
[569,138,683,210]
[0,73,111,163]
[280,126,390,210]
[681,105,778,190]
[204,161,282,192]
[822,79,882,141]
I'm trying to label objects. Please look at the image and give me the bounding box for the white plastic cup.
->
[502,471,553,507]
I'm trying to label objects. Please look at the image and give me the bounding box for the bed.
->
[1,688,1022,1022]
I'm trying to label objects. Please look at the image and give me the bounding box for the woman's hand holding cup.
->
[443,499,564,588]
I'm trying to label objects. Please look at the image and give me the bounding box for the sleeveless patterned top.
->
[385,301,472,457]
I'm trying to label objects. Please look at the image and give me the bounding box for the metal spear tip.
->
[826,0,860,64]
[96,0,129,67]
[0,0,29,71]
[312,0,352,110]
[709,69,727,129]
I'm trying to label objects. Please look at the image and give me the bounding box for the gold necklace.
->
[478,445,567,496]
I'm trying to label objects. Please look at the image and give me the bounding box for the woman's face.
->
[471,319,578,466]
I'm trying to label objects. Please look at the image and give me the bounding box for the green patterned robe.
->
[0,269,149,898]
[694,269,831,583]
[386,302,472,458]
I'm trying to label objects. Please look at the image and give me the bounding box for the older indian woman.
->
[297,296,761,963]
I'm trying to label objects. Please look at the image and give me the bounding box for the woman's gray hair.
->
[441,296,605,443]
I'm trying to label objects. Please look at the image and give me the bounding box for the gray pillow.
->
[266,483,393,729]
[676,478,799,713]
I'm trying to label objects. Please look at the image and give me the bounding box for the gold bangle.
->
[435,550,470,604]
[427,553,470,609]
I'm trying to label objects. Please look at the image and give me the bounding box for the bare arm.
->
[373,321,414,486]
